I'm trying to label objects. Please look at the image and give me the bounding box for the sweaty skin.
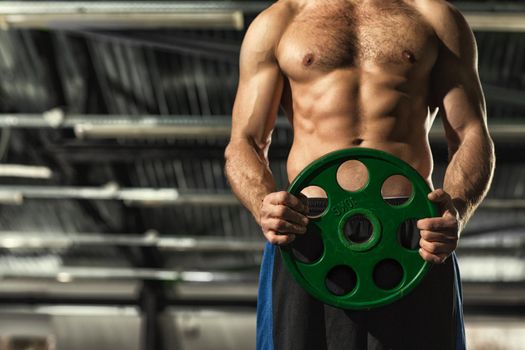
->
[224,0,495,264]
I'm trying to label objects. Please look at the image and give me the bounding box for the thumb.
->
[428,189,454,213]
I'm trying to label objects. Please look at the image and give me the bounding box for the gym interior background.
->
[0,0,523,349]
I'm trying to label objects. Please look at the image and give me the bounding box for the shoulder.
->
[416,0,472,40]
[240,1,299,62]
[258,0,299,21]
[424,1,469,31]
[244,1,298,42]
[416,0,476,59]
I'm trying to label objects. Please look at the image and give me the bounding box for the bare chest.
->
[278,0,437,76]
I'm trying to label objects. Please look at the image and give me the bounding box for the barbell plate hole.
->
[373,259,404,290]
[343,214,373,244]
[336,160,369,192]
[300,186,328,219]
[290,224,324,264]
[325,265,357,296]
[381,174,413,206]
[397,219,420,250]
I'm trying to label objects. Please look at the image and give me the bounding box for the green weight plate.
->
[281,147,439,309]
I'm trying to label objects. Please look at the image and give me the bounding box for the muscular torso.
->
[275,0,439,196]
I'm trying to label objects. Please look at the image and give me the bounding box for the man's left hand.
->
[417,189,462,264]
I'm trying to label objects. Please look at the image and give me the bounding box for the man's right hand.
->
[259,191,310,245]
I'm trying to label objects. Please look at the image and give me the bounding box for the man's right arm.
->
[224,7,308,245]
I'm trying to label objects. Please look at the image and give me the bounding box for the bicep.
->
[231,60,283,148]
[230,15,284,149]
[430,5,488,146]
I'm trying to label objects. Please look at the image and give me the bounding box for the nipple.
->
[303,53,315,66]
[403,50,416,64]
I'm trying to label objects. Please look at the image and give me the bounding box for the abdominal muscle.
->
[287,135,434,197]
[281,56,437,197]
[285,100,435,196]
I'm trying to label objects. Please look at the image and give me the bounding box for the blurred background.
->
[0,0,523,349]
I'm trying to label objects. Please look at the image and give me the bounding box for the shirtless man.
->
[224,0,495,349]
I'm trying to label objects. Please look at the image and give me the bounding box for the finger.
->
[417,217,458,232]
[266,230,296,245]
[267,218,307,235]
[271,204,309,226]
[419,230,458,243]
[271,191,308,214]
[419,238,455,255]
[419,248,448,264]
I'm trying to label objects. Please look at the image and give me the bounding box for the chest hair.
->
[294,0,428,68]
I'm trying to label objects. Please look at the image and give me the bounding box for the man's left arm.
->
[418,3,496,264]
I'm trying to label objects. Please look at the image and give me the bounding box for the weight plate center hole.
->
[325,265,357,296]
[344,214,373,244]
[336,160,369,192]
[381,175,413,206]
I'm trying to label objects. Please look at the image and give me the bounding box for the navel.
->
[352,138,364,146]
[402,50,416,64]
[302,53,315,67]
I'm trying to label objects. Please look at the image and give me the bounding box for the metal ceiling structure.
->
[0,1,524,349]
[0,1,525,31]
[0,0,522,284]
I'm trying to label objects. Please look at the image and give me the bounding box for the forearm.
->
[225,140,277,224]
[443,128,495,229]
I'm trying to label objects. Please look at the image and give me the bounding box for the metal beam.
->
[460,234,525,249]
[429,123,525,143]
[0,185,238,206]
[0,165,52,179]
[0,2,251,30]
[0,231,520,255]
[1,12,244,30]
[0,112,240,138]
[0,113,524,142]
[0,184,522,209]
[0,232,264,252]
[0,258,524,283]
[458,256,525,282]
[464,12,525,32]
[0,1,267,14]
[0,267,257,283]
[0,2,524,31]
[74,117,236,139]
[482,199,525,210]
